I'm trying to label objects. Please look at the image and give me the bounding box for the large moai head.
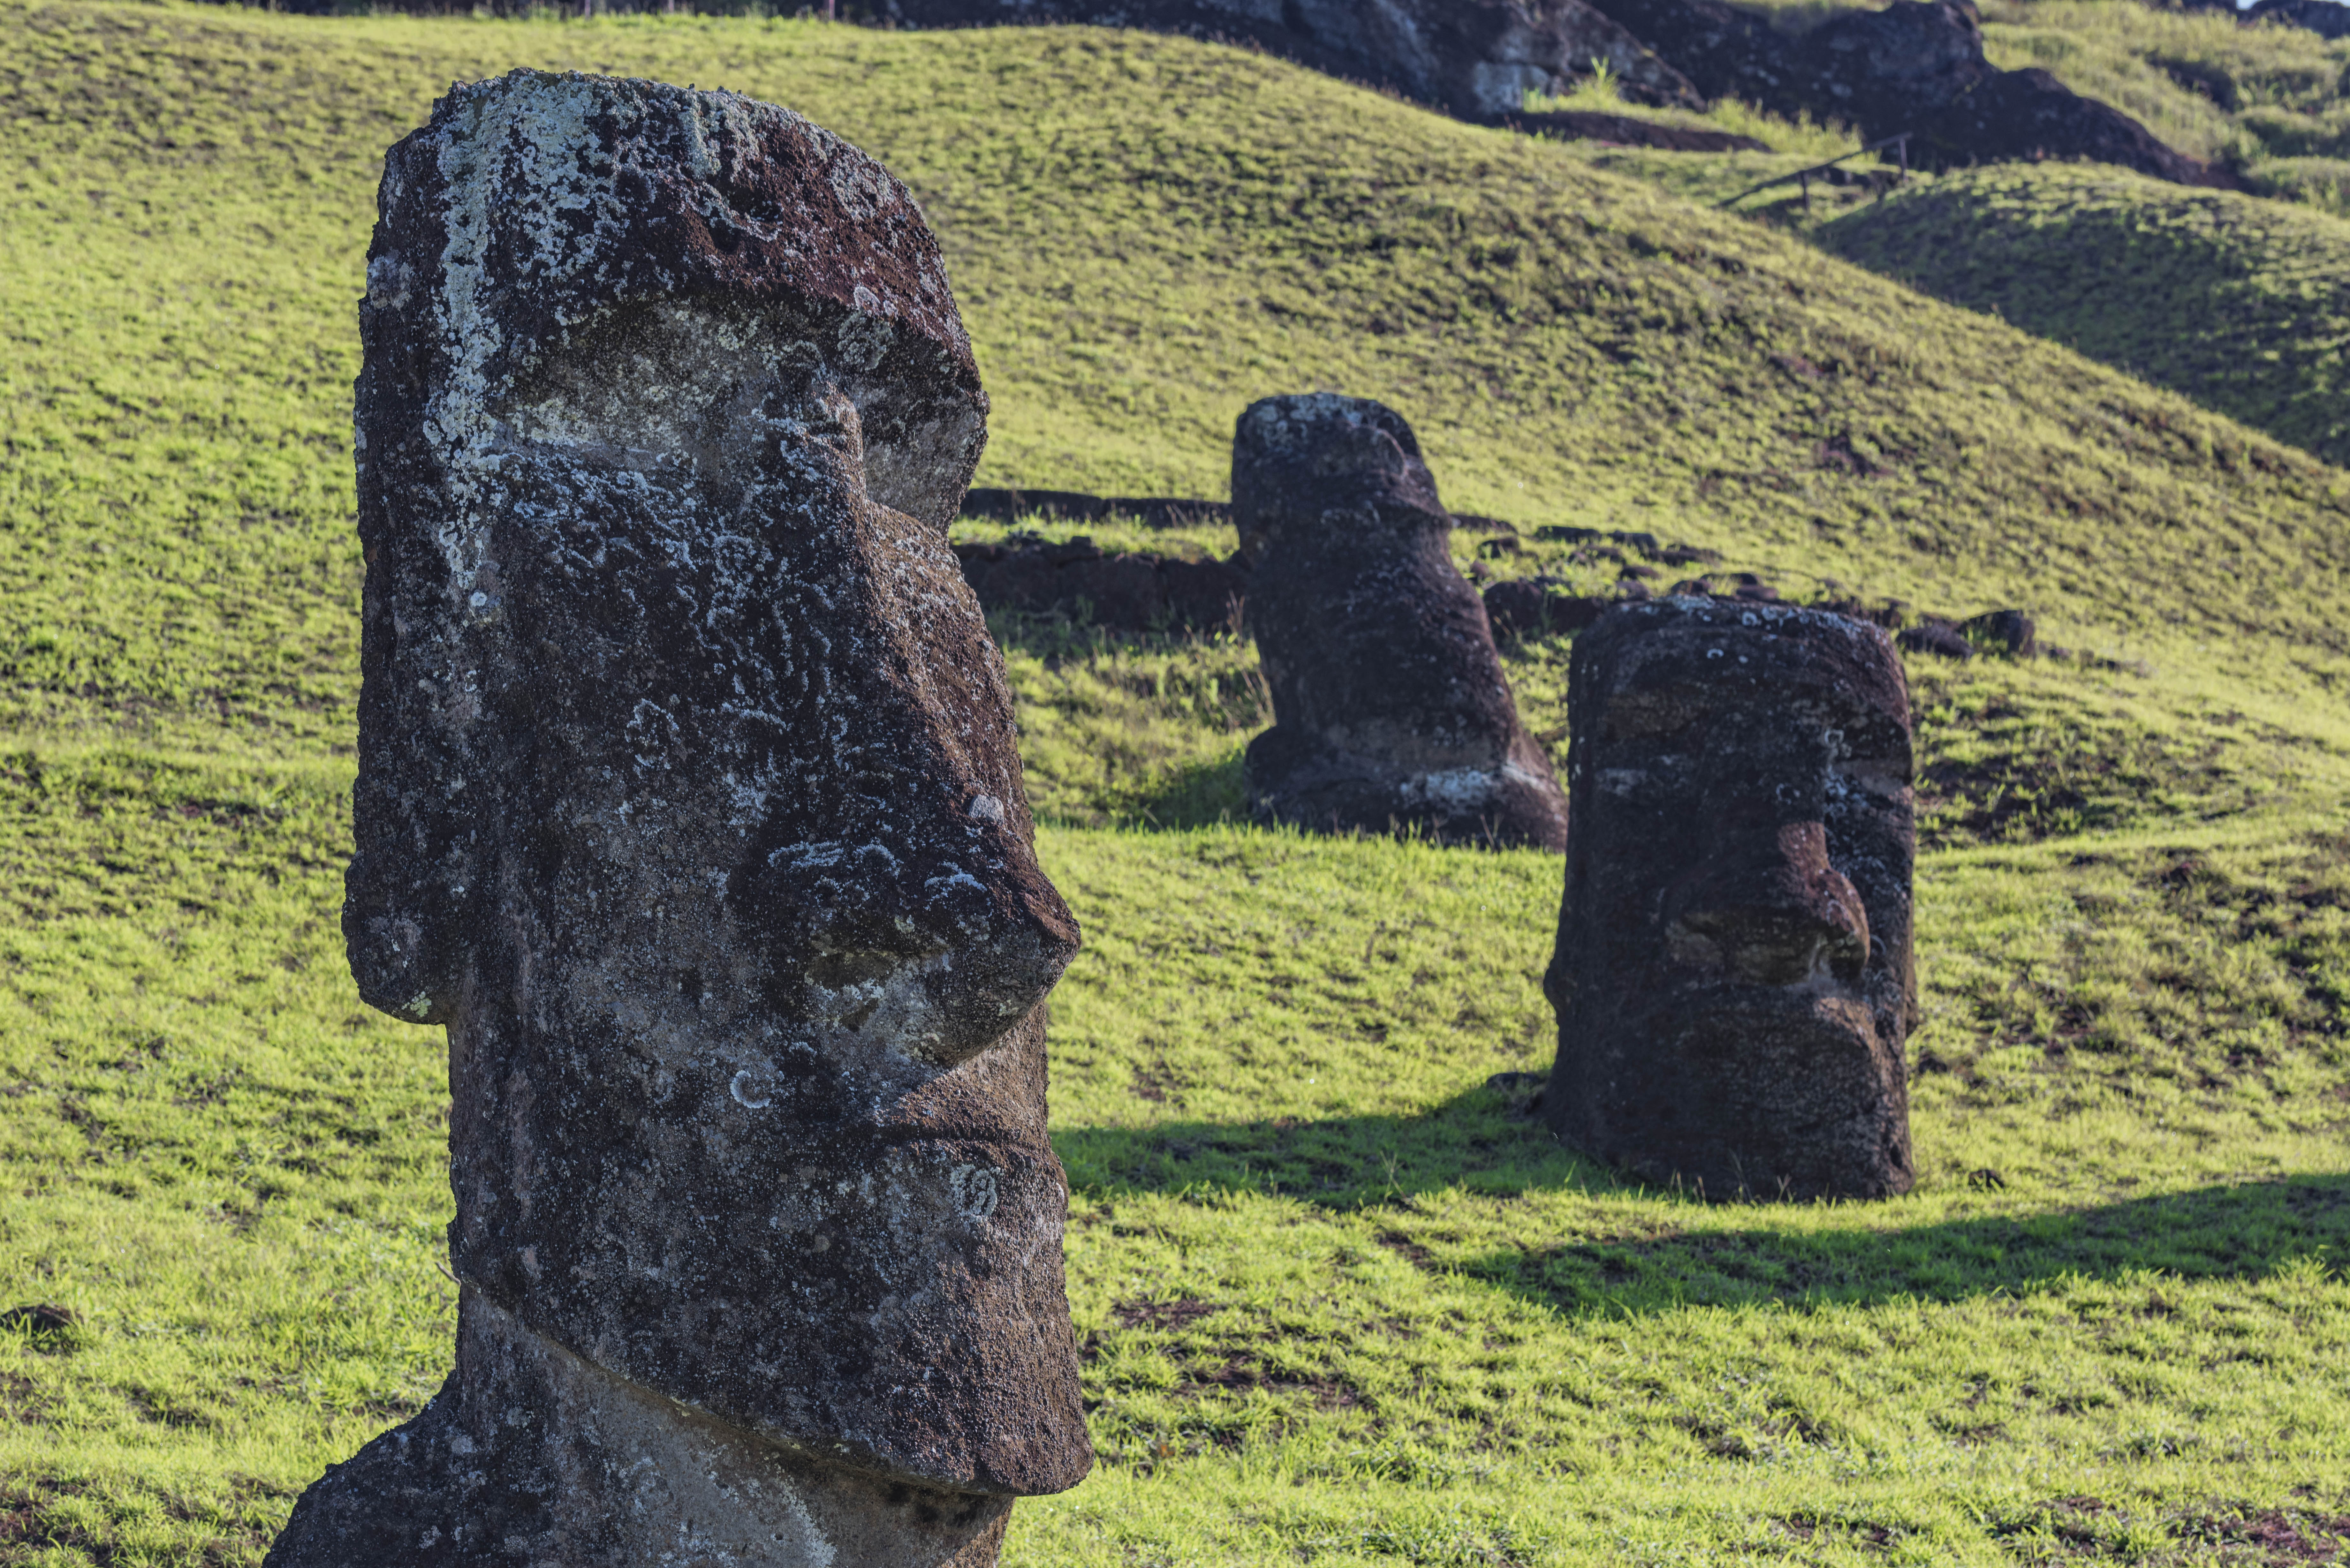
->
[1542,600,1916,1201]
[1232,394,1569,849]
[274,72,1088,1567]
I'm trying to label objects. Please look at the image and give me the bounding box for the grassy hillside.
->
[1727,0,2350,207]
[1977,0,2350,207]
[1815,161,2350,470]
[3,3,2350,1564]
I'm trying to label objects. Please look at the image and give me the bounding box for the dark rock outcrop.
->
[271,71,1087,1568]
[882,0,1700,119]
[1543,599,1917,1200]
[1897,619,1976,658]
[1235,394,1569,849]
[955,536,1249,632]
[1912,66,2234,188]
[1959,607,2036,656]
[1585,0,2228,185]
[1492,108,1769,150]
[1483,576,1614,638]
[2246,0,2350,39]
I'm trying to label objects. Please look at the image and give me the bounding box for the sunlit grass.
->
[3,2,2349,1561]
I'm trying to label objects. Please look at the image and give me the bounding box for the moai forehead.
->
[1569,597,1914,808]
[362,68,984,531]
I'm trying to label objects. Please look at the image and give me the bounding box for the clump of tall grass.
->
[1521,61,1861,161]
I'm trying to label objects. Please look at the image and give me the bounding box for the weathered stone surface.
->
[1543,599,1917,1200]
[270,70,1087,1567]
[881,0,1699,119]
[1235,395,1569,849]
[1586,0,2227,185]
[955,537,1250,633]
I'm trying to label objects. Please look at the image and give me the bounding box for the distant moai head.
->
[1543,599,1916,1201]
[1232,394,1569,850]
[1231,394,1443,563]
[284,72,1088,1565]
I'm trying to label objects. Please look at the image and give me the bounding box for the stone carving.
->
[267,70,1088,1567]
[1543,599,1916,1200]
[1234,394,1569,850]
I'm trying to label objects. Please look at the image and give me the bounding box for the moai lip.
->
[1542,599,1917,1202]
[268,70,1088,1567]
[1232,394,1569,850]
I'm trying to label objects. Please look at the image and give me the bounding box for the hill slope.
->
[1816,160,2350,471]
[3,5,2350,1565]
[8,0,2350,739]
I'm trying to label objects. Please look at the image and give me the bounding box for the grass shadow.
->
[1053,1076,1597,1208]
[1057,1084,2350,1315]
[1465,1172,2350,1317]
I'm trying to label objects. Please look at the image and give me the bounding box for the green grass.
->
[1633,0,2350,211]
[4,2,2350,1562]
[1520,71,1865,161]
[1974,0,2350,201]
[1815,161,2350,470]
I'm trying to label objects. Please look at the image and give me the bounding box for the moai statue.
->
[1233,395,1568,850]
[267,72,1090,1567]
[1542,599,1916,1200]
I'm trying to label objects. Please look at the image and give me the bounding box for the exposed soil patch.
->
[1112,1297,1220,1331]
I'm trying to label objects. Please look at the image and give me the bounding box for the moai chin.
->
[1233,394,1569,850]
[1542,599,1917,1201]
[267,71,1089,1567]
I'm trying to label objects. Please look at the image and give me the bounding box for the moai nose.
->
[1661,818,1870,989]
[914,856,1080,1062]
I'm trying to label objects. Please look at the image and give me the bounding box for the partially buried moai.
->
[1234,395,1568,849]
[1542,599,1917,1200]
[267,72,1088,1567]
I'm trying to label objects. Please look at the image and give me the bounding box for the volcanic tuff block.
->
[267,70,1087,1568]
[1234,394,1569,850]
[1543,600,1917,1200]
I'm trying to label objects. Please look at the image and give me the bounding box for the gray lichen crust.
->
[1234,394,1570,851]
[1542,599,1918,1201]
[272,70,1087,1567]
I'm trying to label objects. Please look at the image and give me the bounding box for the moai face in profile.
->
[268,72,1088,1568]
[1542,599,1916,1201]
[1233,394,1569,850]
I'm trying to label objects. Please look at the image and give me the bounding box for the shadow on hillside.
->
[1052,1076,1605,1209]
[1461,1172,2350,1318]
[1055,1084,2350,1314]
